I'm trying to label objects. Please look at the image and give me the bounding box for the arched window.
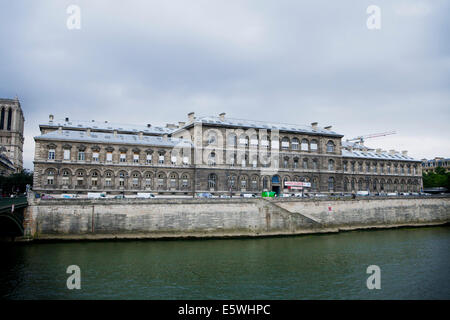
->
[169,173,178,189]
[281,137,290,150]
[293,157,299,168]
[251,175,258,190]
[310,140,318,151]
[312,159,318,170]
[208,152,216,166]
[208,173,217,189]
[328,159,335,171]
[7,108,12,130]
[326,141,335,153]
[301,139,309,151]
[228,133,237,147]
[303,158,308,169]
[272,176,280,184]
[0,108,4,130]
[328,177,335,191]
[351,179,355,191]
[263,176,269,189]
[373,179,378,192]
[358,179,363,191]
[344,178,348,192]
[283,156,289,168]
[366,162,370,173]
[240,175,248,189]
[291,138,299,150]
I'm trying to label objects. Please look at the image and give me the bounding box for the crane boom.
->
[346,131,396,144]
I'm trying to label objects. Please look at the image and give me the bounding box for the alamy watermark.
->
[66,265,81,289]
[366,265,381,289]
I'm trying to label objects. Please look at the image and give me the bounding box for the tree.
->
[0,170,33,196]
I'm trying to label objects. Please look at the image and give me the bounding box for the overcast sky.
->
[1,0,449,170]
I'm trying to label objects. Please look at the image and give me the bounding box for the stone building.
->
[0,98,25,174]
[33,112,423,196]
[421,157,450,173]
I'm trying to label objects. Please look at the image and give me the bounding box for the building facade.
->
[421,157,450,173]
[33,113,423,195]
[0,98,25,174]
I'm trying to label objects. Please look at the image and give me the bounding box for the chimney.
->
[402,150,408,156]
[114,130,118,137]
[219,112,226,121]
[163,134,168,140]
[147,124,151,128]
[178,121,185,128]
[65,117,69,122]
[166,123,177,129]
[376,148,382,154]
[324,126,332,131]
[58,126,62,134]
[389,149,396,155]
[139,131,143,140]
[87,128,91,136]
[311,122,318,130]
[49,114,54,123]
[188,112,195,122]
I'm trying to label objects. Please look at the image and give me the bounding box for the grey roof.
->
[179,116,343,137]
[35,130,193,148]
[342,149,420,162]
[40,118,173,135]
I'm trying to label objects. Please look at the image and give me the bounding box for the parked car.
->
[114,194,126,199]
[137,193,155,198]
[197,193,213,198]
[41,194,55,199]
[219,194,231,198]
[240,193,256,198]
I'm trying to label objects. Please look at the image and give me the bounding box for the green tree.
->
[0,170,33,196]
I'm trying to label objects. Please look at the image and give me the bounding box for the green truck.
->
[261,191,276,197]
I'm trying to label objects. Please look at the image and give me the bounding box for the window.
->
[283,157,289,168]
[183,156,189,165]
[146,153,152,164]
[64,149,70,160]
[380,164,384,173]
[145,177,152,187]
[48,149,55,160]
[373,164,377,173]
[47,171,54,185]
[133,153,139,163]
[263,177,268,189]
[239,137,248,146]
[120,153,126,162]
[351,162,355,172]
[251,177,258,190]
[105,178,112,187]
[182,175,188,188]
[169,174,177,188]
[293,158,299,169]
[78,151,85,161]
[301,139,309,151]
[92,152,99,162]
[343,162,348,171]
[208,174,217,189]
[106,152,113,162]
[171,155,177,165]
[366,163,370,173]
[292,138,299,150]
[158,178,164,188]
[312,159,318,170]
[328,159,335,171]
[208,152,216,166]
[252,158,257,168]
[158,155,164,164]
[303,158,308,169]
[310,140,318,151]
[207,133,216,145]
[387,165,391,174]
[359,162,363,172]
[281,137,289,150]
[240,178,247,188]
[326,141,335,153]
[328,177,335,191]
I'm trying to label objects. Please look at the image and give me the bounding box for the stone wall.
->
[23,196,450,240]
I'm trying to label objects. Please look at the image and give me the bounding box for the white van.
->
[137,193,155,199]
[356,191,369,196]
[87,192,106,199]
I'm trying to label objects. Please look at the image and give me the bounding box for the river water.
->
[1,226,449,300]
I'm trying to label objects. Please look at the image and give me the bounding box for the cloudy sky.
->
[0,0,449,170]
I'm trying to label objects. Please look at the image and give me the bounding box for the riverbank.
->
[21,196,450,241]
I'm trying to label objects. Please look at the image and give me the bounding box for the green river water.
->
[1,226,449,299]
